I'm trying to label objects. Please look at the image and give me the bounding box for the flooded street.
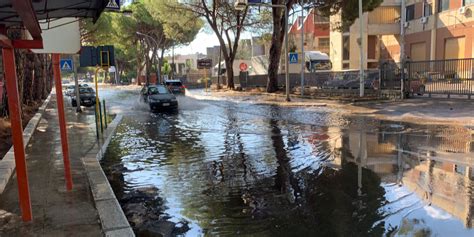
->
[100,88,474,236]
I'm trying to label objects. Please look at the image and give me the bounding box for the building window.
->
[343,36,350,61]
[318,38,329,48]
[406,5,415,21]
[367,35,377,60]
[464,0,474,6]
[424,3,433,17]
[342,63,350,69]
[438,0,450,12]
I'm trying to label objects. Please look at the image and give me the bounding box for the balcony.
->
[367,6,401,35]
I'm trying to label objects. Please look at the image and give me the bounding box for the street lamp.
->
[235,0,290,102]
[136,31,161,84]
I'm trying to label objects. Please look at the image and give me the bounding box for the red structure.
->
[0,0,109,222]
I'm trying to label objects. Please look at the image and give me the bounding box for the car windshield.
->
[79,87,94,94]
[166,82,182,86]
[149,86,169,94]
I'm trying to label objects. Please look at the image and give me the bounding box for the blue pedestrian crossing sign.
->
[289,53,298,64]
[60,59,73,72]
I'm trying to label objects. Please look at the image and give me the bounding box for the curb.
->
[0,92,52,195]
[81,115,135,237]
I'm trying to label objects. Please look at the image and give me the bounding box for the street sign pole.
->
[73,55,81,112]
[300,0,305,96]
[285,5,290,102]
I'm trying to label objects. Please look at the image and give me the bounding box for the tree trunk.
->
[145,55,150,85]
[267,1,287,93]
[158,50,165,83]
[225,58,234,89]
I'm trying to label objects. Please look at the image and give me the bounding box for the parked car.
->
[65,85,75,96]
[71,87,96,107]
[164,79,186,94]
[141,85,178,111]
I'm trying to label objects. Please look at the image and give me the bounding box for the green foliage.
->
[161,61,172,76]
[317,0,384,31]
[80,0,202,78]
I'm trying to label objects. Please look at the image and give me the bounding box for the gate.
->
[379,61,402,90]
[406,58,474,98]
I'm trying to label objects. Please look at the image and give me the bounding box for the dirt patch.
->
[0,103,41,159]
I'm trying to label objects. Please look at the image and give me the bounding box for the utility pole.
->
[359,0,365,97]
[400,0,407,99]
[300,0,305,96]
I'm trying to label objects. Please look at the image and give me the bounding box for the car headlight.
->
[171,98,177,102]
[149,98,159,102]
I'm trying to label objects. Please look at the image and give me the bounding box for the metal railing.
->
[406,58,474,98]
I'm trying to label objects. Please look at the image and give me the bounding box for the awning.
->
[0,0,109,47]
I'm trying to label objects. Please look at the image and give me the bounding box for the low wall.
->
[211,70,380,89]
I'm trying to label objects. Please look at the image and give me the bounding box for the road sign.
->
[80,46,115,67]
[289,53,298,64]
[106,0,120,11]
[60,59,73,71]
[239,62,248,72]
[197,58,212,69]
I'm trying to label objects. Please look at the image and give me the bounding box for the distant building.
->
[288,8,330,55]
[206,45,221,74]
[167,53,205,76]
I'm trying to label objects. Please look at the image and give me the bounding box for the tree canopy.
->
[80,0,202,83]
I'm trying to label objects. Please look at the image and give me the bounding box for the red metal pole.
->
[2,47,32,222]
[52,54,73,191]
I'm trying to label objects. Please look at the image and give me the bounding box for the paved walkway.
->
[0,95,102,236]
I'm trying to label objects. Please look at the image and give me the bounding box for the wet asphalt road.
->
[98,87,474,236]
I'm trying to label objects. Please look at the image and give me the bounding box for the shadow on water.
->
[102,91,474,237]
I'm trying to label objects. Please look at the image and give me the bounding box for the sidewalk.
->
[0,95,102,236]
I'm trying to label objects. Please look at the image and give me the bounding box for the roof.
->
[0,0,109,29]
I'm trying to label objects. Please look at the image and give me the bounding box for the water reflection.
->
[102,95,474,236]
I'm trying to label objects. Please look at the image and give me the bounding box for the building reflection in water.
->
[333,121,474,233]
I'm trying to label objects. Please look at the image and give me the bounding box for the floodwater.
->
[101,88,474,236]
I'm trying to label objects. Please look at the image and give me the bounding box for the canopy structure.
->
[0,0,108,45]
[0,0,110,222]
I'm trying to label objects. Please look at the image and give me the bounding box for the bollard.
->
[103,99,108,129]
[98,100,104,133]
[94,104,99,139]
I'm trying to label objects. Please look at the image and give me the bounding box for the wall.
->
[220,70,380,89]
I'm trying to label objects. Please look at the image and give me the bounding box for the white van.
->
[305,51,332,71]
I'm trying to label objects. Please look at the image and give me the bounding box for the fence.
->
[406,58,474,98]
[212,69,380,89]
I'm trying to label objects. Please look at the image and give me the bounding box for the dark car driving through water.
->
[71,87,96,107]
[141,85,178,111]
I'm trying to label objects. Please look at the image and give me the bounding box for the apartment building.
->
[405,0,474,61]
[329,0,474,71]
[288,8,330,55]
[330,0,402,70]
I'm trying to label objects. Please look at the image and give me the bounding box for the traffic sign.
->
[239,62,248,72]
[106,0,120,11]
[197,58,212,69]
[60,59,73,71]
[289,53,298,64]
